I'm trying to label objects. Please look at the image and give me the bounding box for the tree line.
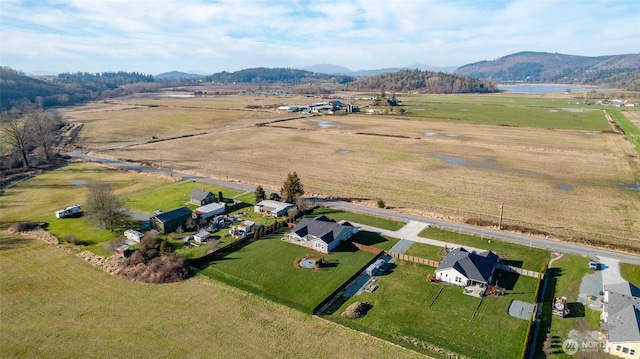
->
[205,67,354,84]
[347,69,498,93]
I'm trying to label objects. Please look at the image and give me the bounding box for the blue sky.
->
[1,0,639,75]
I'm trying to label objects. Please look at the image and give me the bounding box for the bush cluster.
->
[121,232,187,283]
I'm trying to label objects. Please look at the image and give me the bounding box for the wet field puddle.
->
[69,179,87,186]
[429,153,547,176]
[310,119,339,128]
[424,132,438,137]
[621,182,640,192]
[337,149,352,154]
[557,184,573,191]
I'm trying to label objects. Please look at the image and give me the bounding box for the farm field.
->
[78,93,640,247]
[198,230,393,312]
[0,234,424,359]
[326,260,537,359]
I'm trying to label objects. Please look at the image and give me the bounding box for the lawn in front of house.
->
[309,207,405,231]
[199,231,386,312]
[620,262,640,287]
[404,242,446,261]
[419,227,550,271]
[327,260,536,359]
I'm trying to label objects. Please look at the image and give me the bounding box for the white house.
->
[601,282,640,358]
[435,248,499,287]
[286,216,357,253]
[254,200,294,217]
[192,202,226,220]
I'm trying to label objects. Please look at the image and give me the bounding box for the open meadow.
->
[0,234,425,359]
[69,93,640,247]
[326,260,537,359]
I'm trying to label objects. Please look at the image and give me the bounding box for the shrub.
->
[376,199,386,209]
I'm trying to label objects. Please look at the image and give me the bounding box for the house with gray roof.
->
[190,189,216,206]
[601,283,640,358]
[286,216,357,253]
[254,200,294,217]
[435,247,499,287]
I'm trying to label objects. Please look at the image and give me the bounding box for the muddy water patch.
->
[621,182,640,192]
[337,149,352,154]
[431,154,466,165]
[69,179,87,186]
[310,119,340,129]
[424,132,438,137]
[557,184,573,191]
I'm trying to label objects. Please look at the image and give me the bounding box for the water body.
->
[622,182,640,192]
[69,179,87,186]
[498,85,605,93]
[424,132,438,137]
[310,119,339,129]
[432,154,466,165]
[557,184,573,191]
[161,93,195,98]
[337,149,351,154]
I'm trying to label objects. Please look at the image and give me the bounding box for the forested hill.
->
[455,52,640,90]
[0,67,156,111]
[205,67,355,84]
[347,69,498,93]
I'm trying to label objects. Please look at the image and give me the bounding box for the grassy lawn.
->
[199,231,381,312]
[404,242,445,261]
[534,254,612,358]
[620,262,640,287]
[419,227,550,271]
[0,233,423,359]
[377,95,611,131]
[326,260,536,359]
[309,207,405,231]
[123,180,244,214]
[611,109,640,153]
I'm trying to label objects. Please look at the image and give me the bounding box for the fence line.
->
[387,251,440,267]
[496,263,541,279]
[352,242,384,254]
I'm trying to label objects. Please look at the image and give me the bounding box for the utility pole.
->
[498,203,504,230]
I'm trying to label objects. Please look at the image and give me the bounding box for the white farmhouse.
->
[435,247,499,287]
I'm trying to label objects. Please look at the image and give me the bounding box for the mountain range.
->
[454,51,640,89]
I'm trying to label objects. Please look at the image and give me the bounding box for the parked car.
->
[154,209,163,215]
[589,260,599,270]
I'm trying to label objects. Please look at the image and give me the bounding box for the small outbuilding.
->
[193,230,211,243]
[192,202,226,220]
[151,207,193,234]
[254,200,294,217]
[124,229,144,243]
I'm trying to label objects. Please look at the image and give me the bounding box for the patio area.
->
[464,284,486,297]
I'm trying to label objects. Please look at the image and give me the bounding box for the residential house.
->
[601,282,640,358]
[151,207,193,234]
[435,247,499,287]
[192,202,226,220]
[286,216,357,253]
[190,189,216,206]
[254,200,294,217]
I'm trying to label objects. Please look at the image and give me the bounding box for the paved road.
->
[67,150,640,266]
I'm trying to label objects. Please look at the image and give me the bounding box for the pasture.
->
[199,230,389,312]
[0,234,424,359]
[326,260,537,359]
[63,94,640,248]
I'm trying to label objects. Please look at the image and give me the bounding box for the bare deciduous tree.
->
[1,112,32,168]
[25,105,61,162]
[85,182,126,229]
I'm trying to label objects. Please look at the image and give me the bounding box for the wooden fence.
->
[496,263,541,279]
[387,251,440,267]
[352,242,384,254]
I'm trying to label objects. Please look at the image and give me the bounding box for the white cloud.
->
[0,0,638,74]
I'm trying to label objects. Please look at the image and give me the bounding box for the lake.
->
[498,85,610,94]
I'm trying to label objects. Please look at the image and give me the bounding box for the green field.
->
[620,262,640,287]
[326,260,536,359]
[404,242,446,261]
[419,227,550,271]
[123,180,244,214]
[308,207,405,231]
[0,234,424,359]
[534,254,609,358]
[199,231,387,312]
[610,109,640,153]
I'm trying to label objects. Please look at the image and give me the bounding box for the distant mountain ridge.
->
[301,64,458,76]
[454,51,640,90]
[155,71,204,79]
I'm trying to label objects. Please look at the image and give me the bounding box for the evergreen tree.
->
[281,172,304,203]
[255,185,266,202]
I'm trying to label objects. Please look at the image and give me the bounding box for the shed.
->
[151,207,193,234]
[192,202,226,220]
[124,229,144,243]
[193,230,211,243]
[254,200,294,217]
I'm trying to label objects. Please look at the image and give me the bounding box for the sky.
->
[1,0,639,75]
